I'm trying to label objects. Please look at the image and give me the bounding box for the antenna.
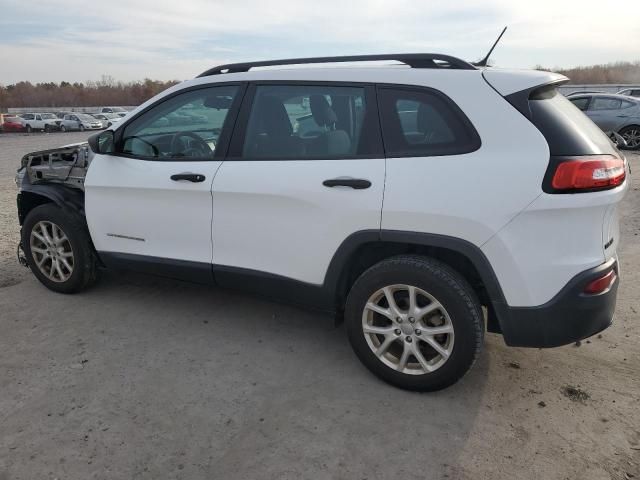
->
[473,26,507,67]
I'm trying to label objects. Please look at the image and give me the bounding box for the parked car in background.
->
[617,88,640,98]
[0,114,24,133]
[568,93,640,149]
[18,113,59,133]
[100,106,127,114]
[90,113,122,128]
[59,113,103,132]
[116,112,128,118]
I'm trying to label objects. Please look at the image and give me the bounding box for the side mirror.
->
[88,130,114,154]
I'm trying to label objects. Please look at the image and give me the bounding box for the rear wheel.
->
[22,204,98,293]
[620,126,640,150]
[345,255,484,391]
[79,125,85,132]
[44,124,51,133]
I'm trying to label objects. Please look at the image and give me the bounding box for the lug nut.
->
[405,336,412,343]
[394,329,401,335]
[396,317,402,323]
[415,329,422,335]
[409,317,415,323]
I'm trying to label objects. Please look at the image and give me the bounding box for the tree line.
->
[539,61,640,84]
[0,77,179,110]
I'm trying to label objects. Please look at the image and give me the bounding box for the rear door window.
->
[590,97,622,111]
[377,86,480,157]
[233,84,381,159]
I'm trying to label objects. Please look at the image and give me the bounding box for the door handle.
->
[170,173,206,182]
[323,178,371,189]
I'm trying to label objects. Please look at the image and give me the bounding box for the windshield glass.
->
[77,114,95,121]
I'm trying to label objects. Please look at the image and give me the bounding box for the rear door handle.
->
[170,173,206,183]
[323,178,371,189]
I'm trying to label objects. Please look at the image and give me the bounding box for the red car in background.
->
[0,114,24,133]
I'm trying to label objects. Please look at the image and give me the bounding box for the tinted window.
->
[377,87,480,157]
[528,87,615,156]
[240,84,376,159]
[569,97,589,111]
[120,85,239,160]
[21,114,35,120]
[590,97,622,110]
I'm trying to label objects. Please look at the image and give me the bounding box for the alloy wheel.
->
[29,221,74,283]
[362,284,455,375]
[622,127,640,149]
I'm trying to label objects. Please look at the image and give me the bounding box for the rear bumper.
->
[496,258,618,348]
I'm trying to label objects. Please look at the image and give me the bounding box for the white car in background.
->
[59,113,103,132]
[18,113,59,133]
[89,113,123,128]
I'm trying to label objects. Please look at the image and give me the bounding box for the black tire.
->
[345,255,484,391]
[619,125,640,150]
[22,204,98,293]
[25,124,32,133]
[79,125,85,132]
[60,125,66,132]
[44,124,50,133]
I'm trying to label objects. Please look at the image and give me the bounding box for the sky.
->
[0,0,638,84]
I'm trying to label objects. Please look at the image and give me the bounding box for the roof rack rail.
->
[196,53,476,77]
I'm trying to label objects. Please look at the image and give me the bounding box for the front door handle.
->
[323,178,371,189]
[170,173,206,183]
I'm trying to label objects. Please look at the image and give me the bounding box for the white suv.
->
[15,54,629,391]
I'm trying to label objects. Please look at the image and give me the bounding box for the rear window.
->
[528,87,616,156]
[377,87,480,157]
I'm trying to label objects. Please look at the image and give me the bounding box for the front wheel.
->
[25,124,32,133]
[79,125,85,132]
[22,204,98,293]
[60,125,66,132]
[345,255,484,391]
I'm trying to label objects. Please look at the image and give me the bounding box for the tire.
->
[22,204,98,293]
[345,255,484,391]
[619,125,640,150]
[60,125,66,132]
[44,124,50,133]
[25,124,32,133]
[79,125,85,132]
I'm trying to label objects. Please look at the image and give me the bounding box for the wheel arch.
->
[325,230,508,333]
[18,184,85,226]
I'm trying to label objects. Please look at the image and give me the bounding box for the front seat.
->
[307,95,351,156]
[245,96,303,157]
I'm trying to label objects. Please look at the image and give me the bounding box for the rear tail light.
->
[547,155,626,193]
[584,269,617,295]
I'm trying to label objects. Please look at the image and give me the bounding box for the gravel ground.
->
[0,132,639,480]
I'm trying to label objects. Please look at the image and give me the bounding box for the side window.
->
[590,97,622,111]
[36,114,42,121]
[621,100,636,109]
[239,84,377,159]
[119,85,239,160]
[378,87,480,157]
[569,97,590,111]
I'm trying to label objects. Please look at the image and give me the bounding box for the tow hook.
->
[17,243,29,268]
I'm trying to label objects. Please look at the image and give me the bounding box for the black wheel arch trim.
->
[17,180,86,225]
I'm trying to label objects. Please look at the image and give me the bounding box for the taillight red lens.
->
[551,157,625,191]
[584,270,617,295]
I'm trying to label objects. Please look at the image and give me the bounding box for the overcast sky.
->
[1,0,638,84]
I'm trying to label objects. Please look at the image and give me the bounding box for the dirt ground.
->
[0,132,638,480]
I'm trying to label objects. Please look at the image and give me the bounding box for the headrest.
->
[310,95,337,127]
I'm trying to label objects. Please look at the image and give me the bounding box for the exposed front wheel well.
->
[17,191,54,225]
